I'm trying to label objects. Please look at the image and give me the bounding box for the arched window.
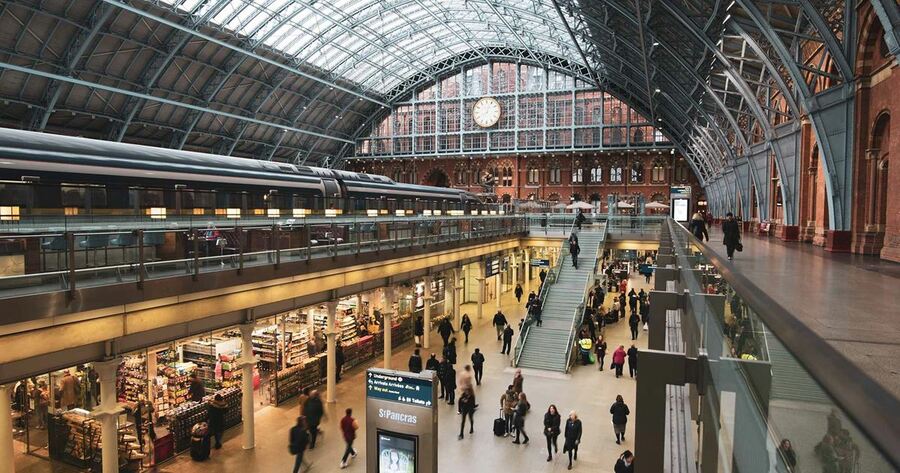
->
[527,167,540,185]
[503,167,513,186]
[550,163,562,184]
[590,166,603,183]
[630,161,644,183]
[651,158,666,183]
[674,159,690,182]
[610,163,623,183]
[571,160,583,183]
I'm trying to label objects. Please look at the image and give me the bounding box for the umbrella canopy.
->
[645,202,670,209]
[616,201,635,209]
[566,201,594,210]
[551,203,568,209]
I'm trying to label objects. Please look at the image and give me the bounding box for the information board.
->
[530,259,550,267]
[366,371,434,407]
[485,257,500,277]
[673,198,689,222]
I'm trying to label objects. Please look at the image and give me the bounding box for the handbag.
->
[736,242,743,252]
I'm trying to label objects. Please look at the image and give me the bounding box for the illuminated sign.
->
[366,370,433,408]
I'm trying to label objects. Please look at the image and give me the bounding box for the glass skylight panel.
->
[154,0,588,94]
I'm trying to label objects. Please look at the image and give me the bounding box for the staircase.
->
[767,334,831,404]
[516,227,606,372]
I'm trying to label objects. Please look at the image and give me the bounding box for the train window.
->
[61,186,86,207]
[184,191,214,209]
[0,183,29,205]
[140,189,164,207]
[88,187,108,208]
[295,166,315,175]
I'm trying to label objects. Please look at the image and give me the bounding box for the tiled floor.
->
[15,272,651,473]
[704,227,900,398]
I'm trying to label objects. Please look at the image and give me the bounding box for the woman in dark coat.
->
[543,404,561,461]
[595,336,608,371]
[722,212,741,260]
[443,338,458,365]
[689,212,709,241]
[610,395,630,444]
[461,314,473,343]
[563,411,583,470]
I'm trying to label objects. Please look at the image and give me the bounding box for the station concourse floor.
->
[703,227,900,398]
[16,272,650,473]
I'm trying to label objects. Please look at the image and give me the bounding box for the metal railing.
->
[563,225,606,373]
[0,215,527,299]
[668,219,900,471]
[603,215,667,236]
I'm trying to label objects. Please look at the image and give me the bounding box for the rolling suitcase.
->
[493,411,506,437]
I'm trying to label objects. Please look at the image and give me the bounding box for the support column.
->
[453,269,463,330]
[423,275,433,349]
[0,385,14,473]
[476,260,485,321]
[93,359,122,473]
[325,300,338,403]
[495,272,502,310]
[511,251,519,286]
[524,248,532,295]
[238,323,257,449]
[383,287,396,369]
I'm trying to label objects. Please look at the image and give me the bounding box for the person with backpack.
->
[563,411,583,470]
[408,348,423,373]
[289,416,310,473]
[338,408,359,469]
[543,404,561,462]
[610,395,630,444]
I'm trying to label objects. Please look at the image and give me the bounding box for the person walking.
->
[539,269,547,284]
[493,311,508,340]
[501,385,517,436]
[575,209,586,230]
[414,315,424,347]
[444,337,458,365]
[610,395,630,444]
[512,392,531,444]
[461,314,473,343]
[628,289,638,315]
[425,353,440,396]
[512,368,524,394]
[628,312,640,340]
[722,212,742,260]
[188,372,205,403]
[444,363,457,405]
[614,450,635,473]
[408,348,423,373]
[471,348,485,385]
[290,416,311,473]
[438,318,454,346]
[338,408,359,469]
[303,390,325,449]
[437,356,451,400]
[514,283,523,303]
[458,390,476,439]
[336,344,345,382]
[690,212,709,241]
[532,298,543,327]
[563,411,583,470]
[639,300,650,329]
[501,324,514,355]
[619,293,627,319]
[206,393,227,450]
[543,404,561,462]
[570,239,580,269]
[595,336,608,371]
[612,345,626,378]
[457,365,475,399]
[627,344,638,378]
[527,291,537,308]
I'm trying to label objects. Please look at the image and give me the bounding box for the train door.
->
[322,178,340,213]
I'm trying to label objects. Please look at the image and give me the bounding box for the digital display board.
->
[530,258,550,267]
[378,430,417,473]
[366,370,433,407]
[485,257,500,277]
[673,198,689,222]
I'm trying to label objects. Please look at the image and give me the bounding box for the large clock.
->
[472,97,502,128]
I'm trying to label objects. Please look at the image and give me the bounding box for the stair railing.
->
[564,238,603,373]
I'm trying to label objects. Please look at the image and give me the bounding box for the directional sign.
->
[530,258,550,267]
[366,370,434,408]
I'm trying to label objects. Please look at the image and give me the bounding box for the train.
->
[0,127,483,219]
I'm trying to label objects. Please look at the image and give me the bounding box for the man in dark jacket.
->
[514,284,523,302]
[408,349,423,373]
[457,390,475,439]
[539,269,547,283]
[189,373,205,402]
[207,394,227,449]
[290,416,310,473]
[471,348,485,385]
[414,316,424,347]
[438,318,454,346]
[302,390,325,449]
[722,212,742,260]
[335,344,345,382]
[492,311,508,340]
[501,324,514,355]
[627,344,638,378]
[443,338,458,365]
[531,299,543,326]
[444,363,457,405]
[628,312,640,340]
[437,357,451,400]
[563,411,583,470]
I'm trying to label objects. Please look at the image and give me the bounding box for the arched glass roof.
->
[160,0,584,93]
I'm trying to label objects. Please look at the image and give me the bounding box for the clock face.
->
[472,97,501,128]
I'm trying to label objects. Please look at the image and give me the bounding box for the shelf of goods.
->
[159,362,195,418]
[182,338,242,394]
[48,410,100,468]
[272,355,325,405]
[283,328,310,368]
[169,387,242,453]
[117,355,147,404]
[151,349,176,419]
[252,330,278,370]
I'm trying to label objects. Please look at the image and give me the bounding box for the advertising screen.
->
[672,198,689,222]
[378,430,417,473]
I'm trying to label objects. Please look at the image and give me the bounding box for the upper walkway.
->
[705,227,900,398]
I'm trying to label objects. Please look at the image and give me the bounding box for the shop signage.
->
[485,257,501,277]
[530,259,550,267]
[366,370,434,407]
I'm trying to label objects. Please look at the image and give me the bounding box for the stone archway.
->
[422,168,450,187]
